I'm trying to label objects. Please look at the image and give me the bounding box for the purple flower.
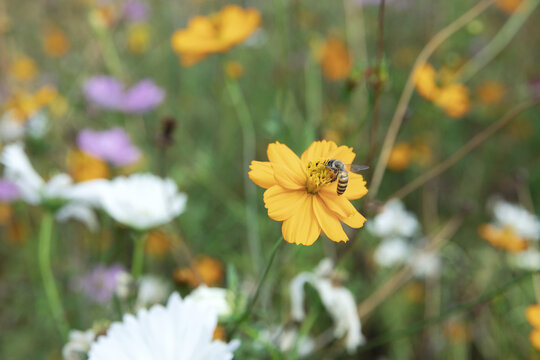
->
[0,179,20,203]
[124,0,150,22]
[83,76,165,114]
[76,264,126,304]
[77,127,141,166]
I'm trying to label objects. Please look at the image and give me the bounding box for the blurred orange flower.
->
[478,224,528,252]
[174,255,224,287]
[526,304,540,350]
[249,141,367,245]
[387,142,413,171]
[0,204,12,226]
[67,150,109,183]
[413,63,470,118]
[171,5,260,66]
[225,61,244,79]
[496,0,523,13]
[145,230,171,257]
[43,26,70,57]
[476,81,505,105]
[319,36,352,81]
[9,56,38,82]
[3,86,57,121]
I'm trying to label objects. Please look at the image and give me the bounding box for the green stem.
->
[457,0,540,82]
[230,236,284,336]
[38,212,69,338]
[131,233,146,279]
[88,10,124,78]
[225,78,262,274]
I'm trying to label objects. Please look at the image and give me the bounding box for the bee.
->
[325,159,369,196]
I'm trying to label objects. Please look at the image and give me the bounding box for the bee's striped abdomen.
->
[337,171,349,195]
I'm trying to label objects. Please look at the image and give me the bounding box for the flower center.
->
[305,159,336,194]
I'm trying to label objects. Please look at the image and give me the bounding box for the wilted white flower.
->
[258,327,315,358]
[368,199,420,239]
[374,237,412,267]
[409,250,440,278]
[186,285,232,317]
[492,200,540,241]
[290,258,365,354]
[115,270,134,299]
[135,275,170,309]
[99,173,187,230]
[88,292,239,360]
[62,329,96,360]
[510,248,540,271]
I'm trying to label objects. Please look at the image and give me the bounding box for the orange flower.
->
[476,81,505,105]
[127,23,151,54]
[526,304,540,350]
[387,142,413,171]
[67,150,109,183]
[43,26,70,57]
[171,5,261,66]
[224,61,244,79]
[9,56,38,83]
[249,141,368,245]
[145,230,171,257]
[413,63,470,118]
[3,86,57,121]
[478,224,528,252]
[319,36,352,81]
[174,255,224,287]
[496,0,523,13]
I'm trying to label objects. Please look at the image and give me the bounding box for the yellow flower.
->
[476,81,505,105]
[413,63,470,118]
[127,23,151,54]
[43,26,70,57]
[171,5,261,66]
[387,142,413,171]
[3,86,57,121]
[496,0,523,13]
[224,61,244,79]
[319,36,352,81]
[526,304,540,350]
[67,150,109,183]
[9,56,38,82]
[249,141,368,245]
[174,255,224,287]
[478,224,528,252]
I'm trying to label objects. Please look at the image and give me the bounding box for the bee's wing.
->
[346,164,370,173]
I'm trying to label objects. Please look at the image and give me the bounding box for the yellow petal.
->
[328,145,356,166]
[301,140,338,164]
[267,142,304,175]
[526,305,540,329]
[313,196,348,242]
[318,190,357,219]
[344,173,368,200]
[249,161,276,189]
[281,195,321,245]
[531,330,540,350]
[272,163,305,191]
[342,211,367,229]
[264,186,307,221]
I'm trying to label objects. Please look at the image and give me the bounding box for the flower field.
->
[1,0,540,359]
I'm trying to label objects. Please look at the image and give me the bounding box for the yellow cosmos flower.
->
[318,36,352,81]
[174,255,224,287]
[145,230,171,257]
[224,61,244,79]
[43,26,70,57]
[127,23,151,54]
[387,142,413,171]
[67,150,109,183]
[526,304,540,350]
[413,63,470,118]
[476,81,505,105]
[249,141,368,245]
[171,5,261,67]
[9,56,38,83]
[478,224,528,252]
[3,86,57,121]
[496,0,523,13]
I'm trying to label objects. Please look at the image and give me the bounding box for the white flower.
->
[510,248,540,271]
[62,329,95,360]
[409,250,440,278]
[115,271,134,299]
[186,286,232,317]
[56,203,99,232]
[368,199,420,239]
[258,327,315,358]
[374,237,412,267]
[289,259,365,354]
[88,292,239,360]
[135,275,170,309]
[26,111,49,139]
[99,173,187,230]
[492,200,540,241]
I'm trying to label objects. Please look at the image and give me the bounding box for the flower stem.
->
[230,236,283,336]
[131,233,146,279]
[38,211,69,338]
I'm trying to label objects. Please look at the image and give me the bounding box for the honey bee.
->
[325,159,369,196]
